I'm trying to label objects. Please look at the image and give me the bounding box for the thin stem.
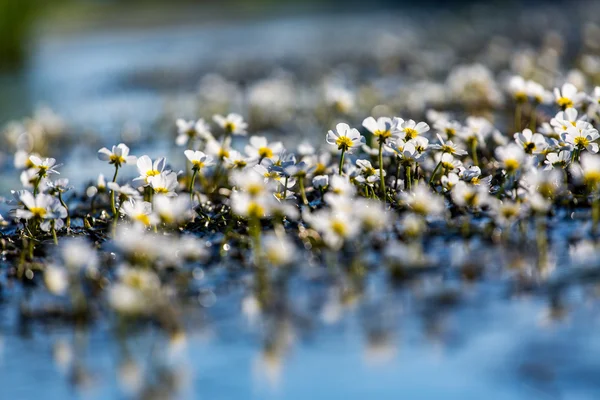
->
[58,192,70,229]
[593,192,600,235]
[282,176,289,200]
[299,177,309,205]
[470,139,479,167]
[405,164,412,191]
[394,156,401,190]
[51,220,58,245]
[429,160,442,186]
[515,102,522,132]
[529,102,538,131]
[189,168,198,202]
[378,140,386,198]
[338,148,346,175]
[110,165,119,217]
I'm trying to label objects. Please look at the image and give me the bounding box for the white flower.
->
[213,113,247,135]
[506,75,527,102]
[562,126,599,153]
[313,175,329,190]
[60,238,98,271]
[107,182,142,203]
[122,200,158,227]
[451,181,490,209]
[578,152,600,189]
[326,123,365,154]
[393,118,430,141]
[29,155,60,177]
[175,118,212,146]
[148,171,179,196]
[362,116,394,142]
[514,129,547,154]
[230,191,275,218]
[153,195,193,225]
[399,183,445,217]
[184,150,215,171]
[97,143,137,167]
[224,150,258,169]
[306,208,360,250]
[15,191,55,220]
[263,233,295,266]
[544,150,571,170]
[495,144,529,173]
[430,134,467,156]
[554,83,586,109]
[245,136,284,161]
[133,155,166,186]
[526,80,552,104]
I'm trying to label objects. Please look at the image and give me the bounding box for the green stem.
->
[529,103,538,131]
[429,160,442,186]
[282,176,288,200]
[51,220,58,245]
[338,148,346,175]
[378,140,386,198]
[189,169,198,202]
[110,165,119,217]
[593,193,600,235]
[470,139,479,167]
[515,102,522,132]
[58,192,70,229]
[405,164,412,191]
[299,178,309,205]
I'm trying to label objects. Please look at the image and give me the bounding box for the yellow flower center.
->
[134,214,151,226]
[524,142,536,154]
[404,128,418,140]
[336,136,353,151]
[224,122,236,133]
[504,159,520,172]
[146,170,160,177]
[155,187,169,194]
[258,147,273,159]
[247,183,263,196]
[30,207,47,218]
[109,154,125,165]
[247,202,264,218]
[330,220,347,237]
[374,130,392,141]
[234,160,247,168]
[471,177,480,185]
[192,161,205,170]
[574,136,589,148]
[514,92,527,103]
[445,128,456,138]
[584,171,600,189]
[219,148,230,159]
[557,97,573,108]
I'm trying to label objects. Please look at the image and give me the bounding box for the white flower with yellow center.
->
[230,191,274,218]
[362,116,394,143]
[393,118,430,141]
[153,195,192,225]
[230,170,272,197]
[495,144,529,174]
[507,75,528,103]
[326,123,364,154]
[550,108,583,135]
[577,152,600,190]
[451,181,490,209]
[184,150,214,171]
[121,200,158,227]
[245,136,283,161]
[97,143,137,167]
[205,138,231,160]
[175,118,212,146]
[430,134,467,156]
[307,208,360,250]
[224,150,257,169]
[526,80,552,104]
[29,155,60,178]
[563,126,599,153]
[14,190,55,220]
[148,171,179,196]
[213,113,247,135]
[514,129,547,154]
[263,233,295,266]
[398,183,445,217]
[544,150,571,170]
[553,83,585,109]
[134,155,166,186]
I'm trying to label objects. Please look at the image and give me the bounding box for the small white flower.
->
[97,143,137,167]
[148,172,179,196]
[326,122,365,155]
[554,82,586,109]
[122,200,158,226]
[213,113,247,135]
[245,136,284,161]
[175,118,212,146]
[514,129,547,154]
[134,155,166,186]
[184,150,215,171]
